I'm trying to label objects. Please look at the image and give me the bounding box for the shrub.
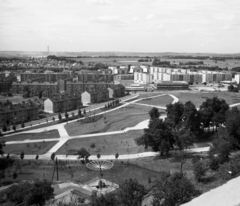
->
[193,160,206,182]
[209,157,221,171]
[90,143,95,148]
[218,159,240,181]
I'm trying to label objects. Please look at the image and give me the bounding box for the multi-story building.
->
[154,81,189,90]
[0,73,5,80]
[134,72,153,84]
[234,74,240,84]
[44,94,82,113]
[0,81,12,93]
[12,80,64,97]
[20,72,71,82]
[114,74,134,82]
[81,89,109,105]
[0,102,39,126]
[202,72,232,83]
[78,71,113,83]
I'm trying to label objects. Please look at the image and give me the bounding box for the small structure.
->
[154,81,189,90]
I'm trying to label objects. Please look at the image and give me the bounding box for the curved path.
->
[4,93,211,161]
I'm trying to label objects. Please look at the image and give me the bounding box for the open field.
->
[65,104,158,136]
[4,141,58,155]
[168,91,240,108]
[137,95,173,106]
[57,130,145,155]
[162,58,240,70]
[138,92,165,99]
[69,57,153,66]
[0,130,60,142]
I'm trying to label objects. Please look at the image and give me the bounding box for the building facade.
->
[44,95,82,113]
[20,72,71,82]
[0,102,39,126]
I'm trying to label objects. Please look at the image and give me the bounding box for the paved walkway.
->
[4,93,179,160]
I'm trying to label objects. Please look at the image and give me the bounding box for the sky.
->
[0,0,240,53]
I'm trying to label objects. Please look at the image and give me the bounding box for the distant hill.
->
[0,51,240,58]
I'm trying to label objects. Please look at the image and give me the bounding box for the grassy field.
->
[138,92,165,99]
[1,156,226,194]
[56,130,146,155]
[4,141,58,155]
[137,95,173,107]
[65,104,156,136]
[1,161,167,190]
[168,91,240,108]
[0,130,60,142]
[162,58,240,70]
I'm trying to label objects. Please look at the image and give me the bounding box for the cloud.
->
[93,15,127,26]
[86,0,112,5]
[146,14,155,20]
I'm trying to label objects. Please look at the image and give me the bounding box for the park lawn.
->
[1,161,166,190]
[138,92,165,99]
[0,130,60,142]
[56,130,146,155]
[170,91,240,108]
[137,94,173,107]
[65,104,154,136]
[4,141,58,155]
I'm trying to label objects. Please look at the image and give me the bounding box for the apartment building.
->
[0,73,5,80]
[0,102,39,126]
[234,74,240,84]
[81,89,109,105]
[44,94,82,113]
[134,72,153,84]
[20,72,71,82]
[78,71,113,83]
[12,80,64,97]
[0,81,12,93]
[202,72,232,83]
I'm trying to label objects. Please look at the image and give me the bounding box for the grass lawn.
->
[1,161,166,190]
[4,141,58,155]
[0,130,60,142]
[138,92,165,99]
[169,91,240,108]
[56,130,146,155]
[65,104,156,136]
[137,95,173,107]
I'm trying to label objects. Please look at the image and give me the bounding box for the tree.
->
[149,107,160,120]
[115,153,119,162]
[12,124,16,131]
[97,153,101,159]
[199,97,229,130]
[36,154,39,160]
[78,109,82,117]
[225,107,240,147]
[83,109,86,115]
[2,124,7,132]
[193,160,206,182]
[77,148,90,161]
[65,111,69,119]
[5,179,54,206]
[181,101,201,134]
[228,84,234,92]
[20,151,24,160]
[173,126,195,173]
[152,173,201,206]
[165,102,184,128]
[118,178,147,206]
[72,112,75,117]
[58,113,62,121]
[51,152,55,161]
[135,118,174,156]
[21,121,25,128]
[209,127,234,163]
[0,141,6,156]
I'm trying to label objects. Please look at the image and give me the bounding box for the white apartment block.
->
[134,72,153,84]
[202,72,232,83]
[108,66,118,74]
[234,74,240,84]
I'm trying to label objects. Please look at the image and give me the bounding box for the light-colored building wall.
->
[44,98,54,113]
